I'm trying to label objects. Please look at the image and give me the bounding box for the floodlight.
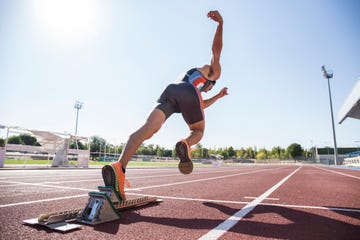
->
[321,65,338,165]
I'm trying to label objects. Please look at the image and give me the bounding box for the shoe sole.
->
[102,165,117,190]
[178,161,193,175]
[176,141,193,174]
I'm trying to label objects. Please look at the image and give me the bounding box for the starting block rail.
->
[23,186,162,232]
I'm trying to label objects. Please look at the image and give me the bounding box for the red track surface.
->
[0,165,359,239]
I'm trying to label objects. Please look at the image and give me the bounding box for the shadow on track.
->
[203,202,360,240]
[323,206,360,220]
[87,202,359,239]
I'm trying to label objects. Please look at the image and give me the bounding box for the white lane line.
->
[0,194,88,208]
[2,188,359,214]
[198,166,302,240]
[0,174,100,180]
[42,174,190,184]
[127,192,360,213]
[42,172,206,184]
[44,179,101,184]
[244,196,279,201]
[0,180,96,192]
[128,167,283,191]
[313,166,360,180]
[0,179,101,186]
[0,183,24,187]
[128,192,250,205]
[0,168,253,183]
[0,168,279,187]
[0,167,283,208]
[259,202,360,213]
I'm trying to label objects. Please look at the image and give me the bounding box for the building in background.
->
[338,78,360,166]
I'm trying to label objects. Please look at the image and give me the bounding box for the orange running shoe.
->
[175,139,193,174]
[102,162,129,200]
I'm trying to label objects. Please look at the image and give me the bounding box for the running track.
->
[0,165,359,239]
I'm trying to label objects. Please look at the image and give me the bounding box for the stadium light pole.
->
[74,101,84,149]
[321,66,338,165]
[74,101,84,135]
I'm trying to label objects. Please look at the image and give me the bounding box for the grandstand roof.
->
[4,126,87,152]
[338,79,360,124]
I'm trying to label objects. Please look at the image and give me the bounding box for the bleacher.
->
[343,150,360,166]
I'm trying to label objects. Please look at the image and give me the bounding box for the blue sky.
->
[1,0,359,150]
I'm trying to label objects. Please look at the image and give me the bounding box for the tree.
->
[116,144,124,155]
[270,146,283,159]
[20,134,39,146]
[256,148,268,160]
[156,146,163,157]
[245,147,256,159]
[305,147,315,159]
[236,148,245,159]
[69,141,87,150]
[163,149,172,157]
[192,143,208,158]
[227,146,236,158]
[287,143,303,159]
[202,147,209,158]
[7,134,40,146]
[7,135,22,144]
[136,144,157,155]
[218,148,229,159]
[172,148,177,158]
[89,136,107,154]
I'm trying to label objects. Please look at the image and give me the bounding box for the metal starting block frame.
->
[23,186,162,232]
[78,189,122,225]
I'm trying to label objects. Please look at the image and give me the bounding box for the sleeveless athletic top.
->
[182,68,216,92]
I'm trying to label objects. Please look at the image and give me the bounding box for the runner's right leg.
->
[176,120,204,174]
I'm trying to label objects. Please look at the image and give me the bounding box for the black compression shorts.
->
[155,82,204,125]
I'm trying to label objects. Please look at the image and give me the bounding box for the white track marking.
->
[0,174,100,180]
[128,167,283,191]
[0,194,88,208]
[2,187,359,215]
[244,196,279,201]
[128,168,244,180]
[42,174,188,184]
[259,202,360,213]
[0,168,244,181]
[128,192,249,205]
[198,166,302,240]
[43,179,102,184]
[0,168,280,190]
[0,168,256,183]
[0,183,24,187]
[127,192,360,213]
[42,172,225,184]
[3,166,359,218]
[0,167,283,208]
[0,179,101,186]
[0,180,97,192]
[313,166,360,180]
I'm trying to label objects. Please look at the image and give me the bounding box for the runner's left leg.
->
[120,108,166,168]
[102,108,166,199]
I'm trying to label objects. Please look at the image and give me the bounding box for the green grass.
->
[4,159,206,167]
[4,159,77,165]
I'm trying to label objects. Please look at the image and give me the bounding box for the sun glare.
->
[33,0,104,47]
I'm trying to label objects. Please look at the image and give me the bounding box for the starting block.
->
[23,186,162,232]
[78,191,121,225]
